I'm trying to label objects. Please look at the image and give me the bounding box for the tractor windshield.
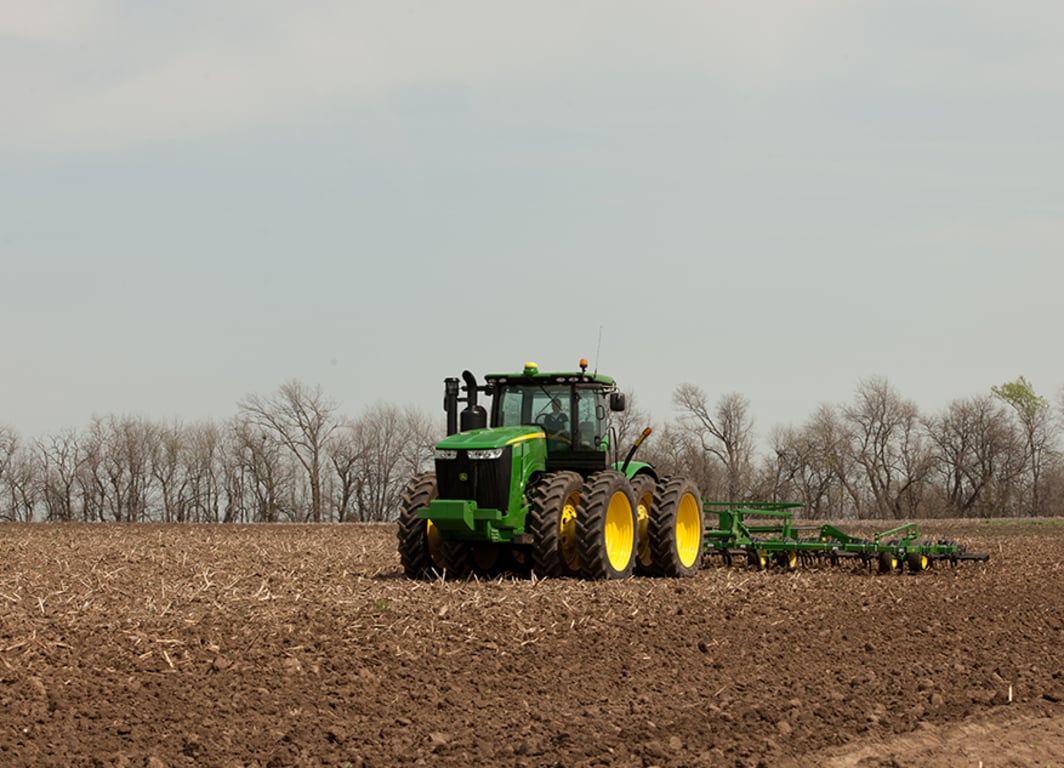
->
[495,383,608,454]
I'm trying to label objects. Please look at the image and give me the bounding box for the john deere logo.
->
[458,472,469,482]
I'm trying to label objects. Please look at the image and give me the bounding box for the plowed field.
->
[1,520,1062,767]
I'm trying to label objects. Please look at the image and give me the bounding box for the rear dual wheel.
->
[631,475,657,575]
[531,471,697,580]
[649,477,704,577]
[878,550,900,573]
[577,470,638,580]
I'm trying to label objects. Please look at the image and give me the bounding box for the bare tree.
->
[36,429,85,521]
[673,385,755,500]
[185,422,223,522]
[343,404,438,522]
[768,423,844,518]
[925,395,1020,517]
[800,403,865,518]
[152,422,189,522]
[0,428,38,521]
[327,420,366,523]
[239,381,338,522]
[99,416,158,522]
[77,419,109,522]
[227,418,295,522]
[841,378,932,519]
[0,427,17,520]
[220,429,250,524]
[640,423,722,500]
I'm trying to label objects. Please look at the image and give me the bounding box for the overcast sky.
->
[2,1,1061,440]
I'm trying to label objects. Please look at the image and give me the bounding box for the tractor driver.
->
[543,398,568,441]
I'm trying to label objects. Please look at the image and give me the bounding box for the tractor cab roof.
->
[484,361,616,388]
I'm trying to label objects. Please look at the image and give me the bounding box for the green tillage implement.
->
[701,502,990,573]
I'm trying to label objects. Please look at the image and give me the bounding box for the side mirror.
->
[609,392,626,412]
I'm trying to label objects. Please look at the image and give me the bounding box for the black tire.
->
[905,551,929,573]
[748,547,766,571]
[630,474,657,575]
[577,470,637,580]
[471,543,504,575]
[440,539,474,578]
[649,476,704,578]
[776,548,799,571]
[396,472,443,579]
[878,550,899,573]
[503,546,533,577]
[527,471,584,578]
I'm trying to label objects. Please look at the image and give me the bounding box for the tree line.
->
[1,376,1060,523]
[637,375,1062,519]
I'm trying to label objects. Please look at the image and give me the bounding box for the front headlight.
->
[467,448,504,460]
[434,449,458,460]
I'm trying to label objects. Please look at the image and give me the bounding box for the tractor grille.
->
[435,447,512,513]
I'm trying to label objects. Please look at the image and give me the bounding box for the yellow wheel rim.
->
[674,492,702,569]
[604,491,635,572]
[426,520,444,570]
[636,490,652,568]
[560,492,580,573]
[920,555,928,570]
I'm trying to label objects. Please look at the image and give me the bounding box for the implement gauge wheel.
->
[776,548,799,571]
[878,550,900,573]
[649,476,704,578]
[397,472,444,579]
[528,471,584,578]
[577,470,638,580]
[631,475,657,575]
[905,552,929,572]
[748,548,767,571]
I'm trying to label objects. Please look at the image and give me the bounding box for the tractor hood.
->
[435,425,544,451]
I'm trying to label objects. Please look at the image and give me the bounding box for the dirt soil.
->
[1,519,1062,768]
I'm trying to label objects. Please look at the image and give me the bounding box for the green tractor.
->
[397,360,704,580]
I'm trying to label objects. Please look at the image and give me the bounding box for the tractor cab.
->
[485,361,625,474]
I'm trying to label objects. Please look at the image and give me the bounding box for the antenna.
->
[593,326,603,376]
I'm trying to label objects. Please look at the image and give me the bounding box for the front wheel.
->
[440,539,474,578]
[577,470,637,580]
[440,540,504,579]
[396,473,444,579]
